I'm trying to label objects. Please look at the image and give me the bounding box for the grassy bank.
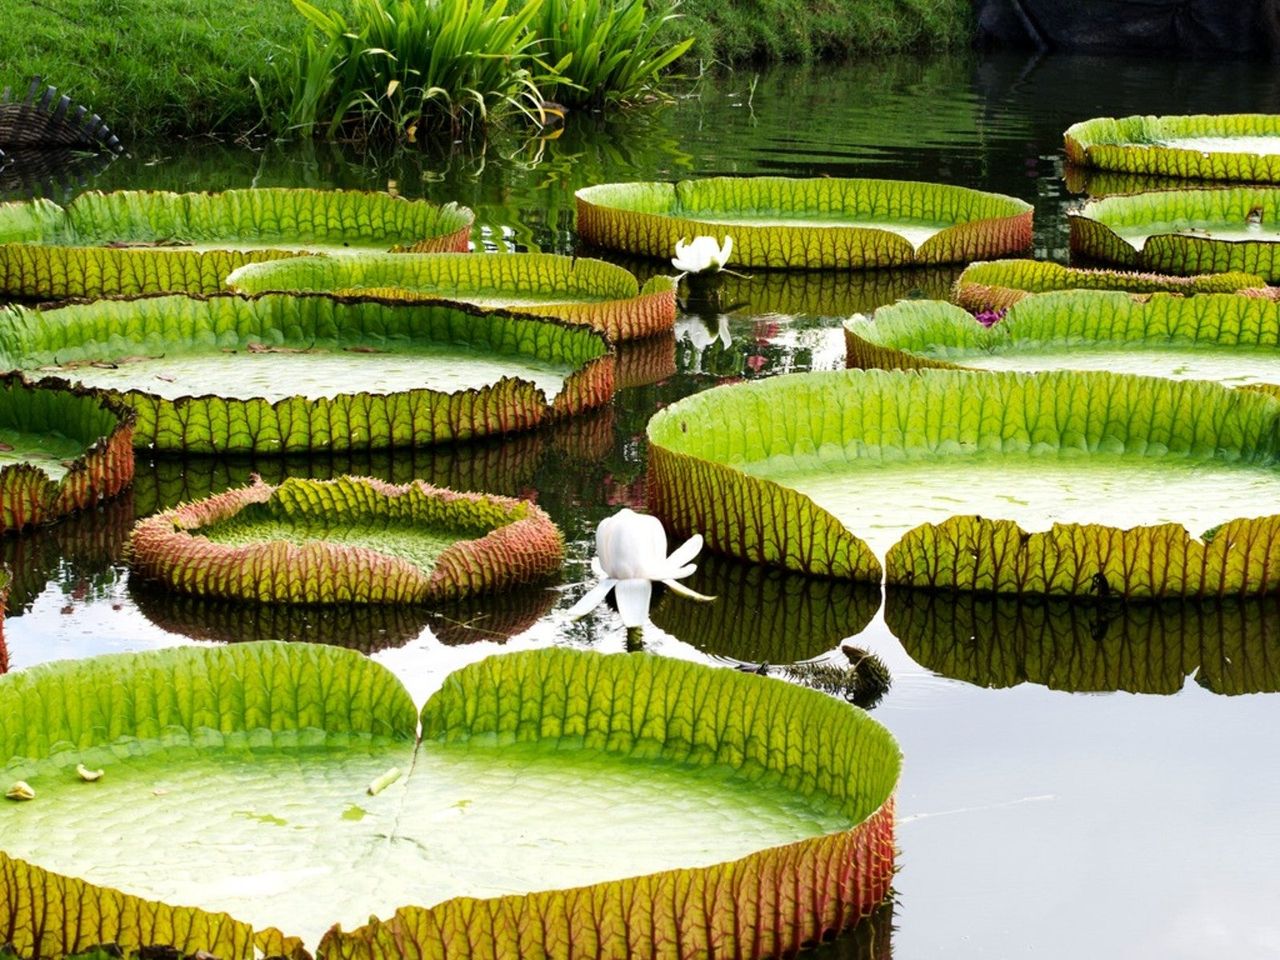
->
[0,0,969,138]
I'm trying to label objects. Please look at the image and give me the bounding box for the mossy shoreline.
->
[0,0,969,139]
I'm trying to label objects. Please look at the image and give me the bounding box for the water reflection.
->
[888,590,1280,695]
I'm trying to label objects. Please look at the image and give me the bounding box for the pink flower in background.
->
[974,308,1008,328]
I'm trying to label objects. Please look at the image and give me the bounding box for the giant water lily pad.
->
[576,177,1033,269]
[647,368,1280,598]
[1065,114,1280,183]
[226,253,678,342]
[0,188,474,299]
[953,259,1268,312]
[887,590,1280,695]
[1070,187,1280,281]
[0,374,134,535]
[846,291,1280,386]
[0,643,900,959]
[130,476,564,604]
[0,293,614,454]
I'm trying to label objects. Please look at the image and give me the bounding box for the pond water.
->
[4,51,1280,959]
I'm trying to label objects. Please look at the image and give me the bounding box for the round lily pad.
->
[846,291,1280,387]
[1070,187,1280,281]
[0,293,614,454]
[0,643,901,959]
[129,476,565,604]
[647,367,1280,598]
[953,259,1269,312]
[1065,114,1280,183]
[0,188,475,299]
[226,252,678,342]
[576,177,1033,269]
[0,374,134,535]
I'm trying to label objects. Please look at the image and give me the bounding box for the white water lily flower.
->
[568,508,714,627]
[677,313,733,351]
[672,235,734,274]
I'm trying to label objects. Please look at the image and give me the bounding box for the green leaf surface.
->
[0,293,613,454]
[0,645,900,960]
[129,476,564,604]
[0,189,474,298]
[225,252,678,341]
[576,177,1033,269]
[1070,187,1280,281]
[847,290,1280,386]
[647,368,1280,596]
[888,589,1280,695]
[953,258,1267,312]
[1065,114,1280,183]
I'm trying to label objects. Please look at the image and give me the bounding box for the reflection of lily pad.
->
[1065,115,1280,183]
[0,569,9,673]
[577,178,1032,269]
[425,586,558,645]
[0,293,614,454]
[130,476,564,604]
[847,292,1280,386]
[0,643,900,957]
[648,368,1280,597]
[953,259,1267,312]
[650,554,879,663]
[226,253,677,342]
[1070,188,1280,281]
[888,589,1280,695]
[714,265,958,316]
[0,188,473,298]
[0,374,134,535]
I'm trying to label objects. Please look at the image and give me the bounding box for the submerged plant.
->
[568,507,713,627]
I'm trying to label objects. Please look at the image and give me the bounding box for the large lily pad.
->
[576,177,1033,269]
[0,293,614,454]
[1070,187,1280,281]
[952,259,1268,312]
[846,291,1280,386]
[647,368,1280,597]
[1064,114,1280,183]
[0,374,134,535]
[887,589,1280,695]
[130,476,564,604]
[0,643,900,959]
[0,188,474,299]
[226,253,677,342]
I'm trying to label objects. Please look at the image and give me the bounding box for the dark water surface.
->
[4,52,1280,958]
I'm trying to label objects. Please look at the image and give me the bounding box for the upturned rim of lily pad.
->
[0,642,901,960]
[0,372,135,536]
[1064,114,1280,183]
[0,187,475,299]
[129,475,565,604]
[575,176,1033,270]
[0,292,616,455]
[646,367,1280,598]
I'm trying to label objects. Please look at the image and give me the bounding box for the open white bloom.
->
[671,235,734,274]
[568,508,714,627]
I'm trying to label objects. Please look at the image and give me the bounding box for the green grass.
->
[0,0,969,138]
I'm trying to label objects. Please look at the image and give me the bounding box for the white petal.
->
[666,533,704,568]
[720,235,733,262]
[614,579,653,628]
[661,579,717,602]
[659,562,698,580]
[566,579,616,620]
[591,556,607,578]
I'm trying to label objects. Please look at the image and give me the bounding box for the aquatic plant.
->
[0,643,900,958]
[0,375,134,536]
[1065,114,1280,183]
[845,291,1280,386]
[577,177,1033,269]
[0,187,473,299]
[671,234,733,274]
[568,507,711,626]
[0,293,614,454]
[226,252,677,341]
[1070,187,1280,281]
[952,259,1268,313]
[129,475,564,604]
[647,368,1280,598]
